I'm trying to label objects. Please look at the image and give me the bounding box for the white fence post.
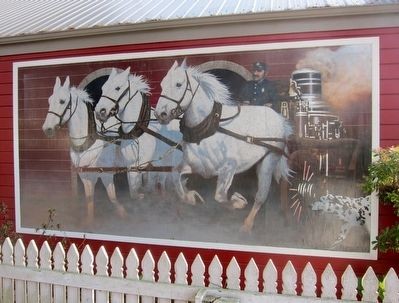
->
[26,240,39,303]
[175,252,189,303]
[126,248,140,303]
[81,244,94,302]
[321,263,337,299]
[383,268,399,303]
[39,241,52,303]
[226,257,241,290]
[244,258,258,291]
[209,255,222,288]
[54,242,66,303]
[110,247,124,303]
[341,265,358,300]
[301,262,316,297]
[263,259,277,294]
[142,249,155,303]
[95,246,109,303]
[14,239,25,303]
[66,243,79,303]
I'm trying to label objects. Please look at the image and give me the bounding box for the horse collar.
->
[180,101,222,144]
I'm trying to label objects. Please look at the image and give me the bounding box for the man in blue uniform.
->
[239,61,280,111]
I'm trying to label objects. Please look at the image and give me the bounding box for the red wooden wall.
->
[1,26,399,290]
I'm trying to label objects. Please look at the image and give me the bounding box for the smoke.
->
[296,45,372,109]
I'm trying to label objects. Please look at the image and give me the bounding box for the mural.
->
[14,37,379,258]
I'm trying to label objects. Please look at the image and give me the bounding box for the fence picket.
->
[158,251,172,303]
[39,241,52,303]
[2,238,14,303]
[191,254,205,287]
[263,259,277,294]
[142,250,155,303]
[174,252,188,303]
[383,268,399,303]
[301,262,316,297]
[95,246,109,303]
[14,239,25,303]
[81,245,95,303]
[226,257,241,290]
[362,266,379,302]
[282,261,297,295]
[54,242,66,303]
[341,265,358,300]
[110,247,124,303]
[66,244,79,303]
[244,258,258,292]
[209,255,222,288]
[321,264,337,299]
[26,240,39,303]
[126,248,140,303]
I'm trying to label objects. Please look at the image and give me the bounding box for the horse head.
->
[95,67,131,122]
[42,76,74,138]
[155,59,200,124]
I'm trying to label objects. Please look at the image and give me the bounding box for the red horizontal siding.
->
[380,109,399,124]
[0,25,399,280]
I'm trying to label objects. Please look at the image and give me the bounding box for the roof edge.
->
[1,4,398,55]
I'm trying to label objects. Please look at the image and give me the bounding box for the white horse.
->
[42,76,127,222]
[154,60,293,232]
[95,67,182,194]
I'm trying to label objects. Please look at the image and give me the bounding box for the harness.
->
[47,93,98,152]
[46,93,77,127]
[99,80,183,151]
[160,71,288,157]
[159,70,200,120]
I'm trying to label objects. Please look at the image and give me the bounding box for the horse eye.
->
[115,86,121,91]
[176,83,182,88]
[59,99,65,105]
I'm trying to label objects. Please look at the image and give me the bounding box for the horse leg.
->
[215,161,247,209]
[241,153,280,233]
[174,164,204,205]
[79,174,96,224]
[127,171,143,199]
[100,174,127,219]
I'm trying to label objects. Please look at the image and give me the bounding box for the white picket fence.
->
[0,238,398,303]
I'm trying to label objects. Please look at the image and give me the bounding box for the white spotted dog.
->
[312,194,371,248]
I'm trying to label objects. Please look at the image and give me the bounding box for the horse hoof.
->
[184,190,204,205]
[231,192,247,209]
[115,205,128,219]
[239,224,252,233]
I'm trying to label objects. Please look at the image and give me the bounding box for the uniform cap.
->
[253,61,267,71]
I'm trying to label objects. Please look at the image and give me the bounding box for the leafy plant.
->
[0,202,19,243]
[363,146,399,252]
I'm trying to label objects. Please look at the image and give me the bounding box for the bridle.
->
[100,79,140,118]
[159,70,200,119]
[47,93,77,127]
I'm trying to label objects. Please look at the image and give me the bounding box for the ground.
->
[20,170,371,254]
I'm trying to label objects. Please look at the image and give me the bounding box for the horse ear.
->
[54,77,61,90]
[122,66,131,79]
[109,68,117,78]
[171,60,178,70]
[181,58,188,69]
[64,76,70,88]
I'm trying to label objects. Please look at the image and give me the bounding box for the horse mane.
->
[190,67,233,105]
[70,87,94,104]
[128,73,151,95]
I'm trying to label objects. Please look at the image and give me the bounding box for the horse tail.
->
[273,119,294,183]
